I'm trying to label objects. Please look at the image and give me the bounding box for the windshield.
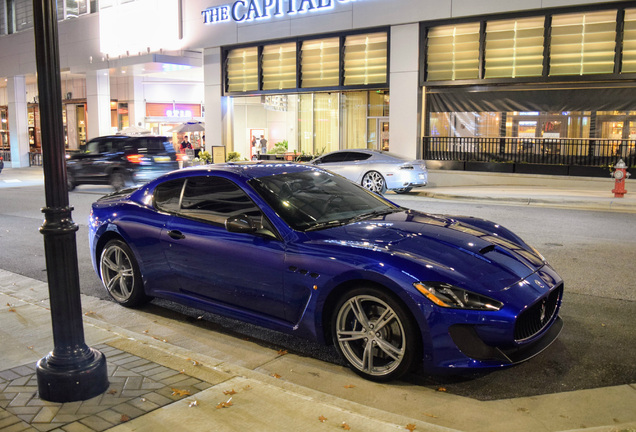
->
[249,170,400,231]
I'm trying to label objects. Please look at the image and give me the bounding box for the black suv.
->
[66,135,179,191]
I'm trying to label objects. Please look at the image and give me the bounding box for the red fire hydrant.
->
[611,159,631,198]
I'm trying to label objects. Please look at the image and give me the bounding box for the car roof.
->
[177,161,321,181]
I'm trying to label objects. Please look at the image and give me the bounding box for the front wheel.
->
[361,171,386,194]
[109,171,127,191]
[332,287,419,381]
[99,239,148,307]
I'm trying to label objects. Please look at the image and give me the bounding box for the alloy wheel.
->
[334,293,408,379]
[361,171,386,194]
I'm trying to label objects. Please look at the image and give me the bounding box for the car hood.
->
[309,210,545,292]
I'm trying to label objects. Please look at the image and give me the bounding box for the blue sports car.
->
[89,162,563,381]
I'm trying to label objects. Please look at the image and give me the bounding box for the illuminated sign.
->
[202,0,362,24]
[166,110,193,117]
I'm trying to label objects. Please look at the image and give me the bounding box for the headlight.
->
[414,282,503,311]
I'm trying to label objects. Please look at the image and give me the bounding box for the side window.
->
[154,179,185,213]
[86,140,100,154]
[318,152,349,164]
[179,176,261,225]
[99,141,114,153]
[345,152,372,162]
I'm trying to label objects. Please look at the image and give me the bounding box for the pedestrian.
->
[260,135,268,155]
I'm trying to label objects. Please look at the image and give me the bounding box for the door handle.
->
[167,230,185,240]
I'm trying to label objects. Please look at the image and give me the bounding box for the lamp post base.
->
[36,347,109,403]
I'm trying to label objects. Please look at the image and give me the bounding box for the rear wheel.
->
[361,171,386,194]
[332,286,419,381]
[99,239,148,307]
[394,187,413,194]
[109,171,127,191]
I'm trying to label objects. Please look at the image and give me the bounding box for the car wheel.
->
[361,171,387,194]
[109,171,127,191]
[99,239,148,307]
[67,172,76,191]
[394,187,413,194]
[332,287,419,382]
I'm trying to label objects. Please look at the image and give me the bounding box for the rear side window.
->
[133,138,176,154]
[345,152,372,162]
[181,176,257,218]
[154,179,184,213]
[317,152,350,164]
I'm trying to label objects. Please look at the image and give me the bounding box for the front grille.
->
[514,284,563,342]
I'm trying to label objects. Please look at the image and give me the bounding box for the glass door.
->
[367,117,389,151]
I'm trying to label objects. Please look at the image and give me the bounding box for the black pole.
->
[33,0,109,402]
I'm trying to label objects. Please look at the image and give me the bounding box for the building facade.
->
[1,0,634,174]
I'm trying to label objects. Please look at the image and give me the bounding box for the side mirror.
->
[225,214,257,234]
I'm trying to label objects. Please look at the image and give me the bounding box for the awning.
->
[426,85,636,113]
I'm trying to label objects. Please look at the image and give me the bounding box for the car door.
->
[73,138,118,182]
[159,175,288,321]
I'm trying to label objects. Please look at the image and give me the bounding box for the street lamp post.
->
[32,0,109,402]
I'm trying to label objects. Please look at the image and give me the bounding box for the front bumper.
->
[419,268,564,371]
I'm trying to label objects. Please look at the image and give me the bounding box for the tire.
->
[67,172,76,191]
[109,171,127,191]
[99,239,148,307]
[394,187,413,194]
[361,171,387,194]
[332,286,419,382]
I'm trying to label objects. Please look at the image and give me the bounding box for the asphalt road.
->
[0,183,634,401]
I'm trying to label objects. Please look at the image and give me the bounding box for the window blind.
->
[550,10,617,76]
[301,38,340,88]
[622,9,636,73]
[344,32,388,85]
[226,47,259,92]
[427,23,480,81]
[262,43,297,90]
[485,17,545,78]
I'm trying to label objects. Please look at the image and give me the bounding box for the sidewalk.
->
[1,269,635,432]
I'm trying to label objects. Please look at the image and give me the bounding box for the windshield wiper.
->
[305,219,349,232]
[347,207,401,223]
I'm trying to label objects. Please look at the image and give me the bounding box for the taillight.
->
[126,154,143,164]
[176,153,188,162]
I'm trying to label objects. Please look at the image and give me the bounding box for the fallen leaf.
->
[7,303,16,312]
[271,373,281,379]
[318,415,328,423]
[243,385,252,391]
[141,398,147,402]
[277,349,288,356]
[216,397,233,409]
[197,315,204,320]
[120,414,130,423]
[27,346,34,350]
[223,389,237,395]
[179,369,186,374]
[341,422,351,430]
[344,384,356,389]
[436,387,447,392]
[405,424,416,431]
[84,311,96,317]
[191,360,201,366]
[107,389,117,395]
[424,413,438,418]
[143,329,149,334]
[171,388,192,397]
[189,400,199,407]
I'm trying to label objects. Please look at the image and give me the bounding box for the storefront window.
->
[0,107,8,151]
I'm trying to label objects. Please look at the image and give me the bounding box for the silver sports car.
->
[310,149,428,194]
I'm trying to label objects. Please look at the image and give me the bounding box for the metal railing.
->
[423,137,636,167]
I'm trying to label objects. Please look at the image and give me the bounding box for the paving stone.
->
[78,414,115,432]
[58,422,94,432]
[111,402,145,418]
[127,396,160,412]
[31,406,60,423]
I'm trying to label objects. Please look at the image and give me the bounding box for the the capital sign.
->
[202,0,363,24]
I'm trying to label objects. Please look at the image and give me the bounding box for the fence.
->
[423,137,636,168]
[0,151,44,166]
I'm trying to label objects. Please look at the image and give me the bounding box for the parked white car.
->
[310,149,427,194]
